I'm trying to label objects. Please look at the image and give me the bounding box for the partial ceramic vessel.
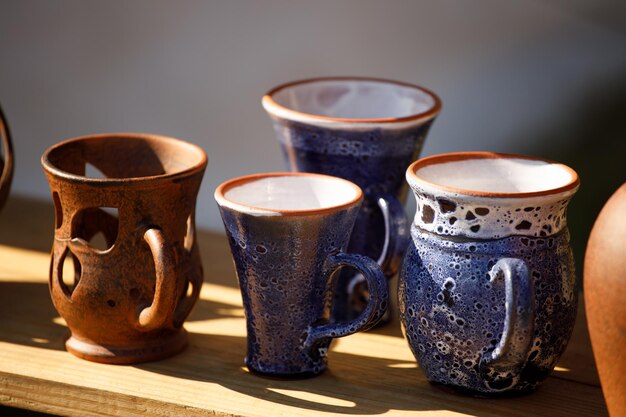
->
[41,133,207,364]
[263,76,441,322]
[215,172,389,377]
[399,152,580,395]
[584,183,626,417]
[0,103,14,210]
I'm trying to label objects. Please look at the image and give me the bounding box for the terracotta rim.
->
[215,172,364,216]
[41,133,208,185]
[407,151,580,198]
[263,76,442,125]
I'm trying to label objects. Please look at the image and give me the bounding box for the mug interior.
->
[412,154,578,195]
[219,174,362,213]
[44,134,206,180]
[270,78,437,120]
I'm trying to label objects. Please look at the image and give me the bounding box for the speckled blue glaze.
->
[399,226,577,395]
[217,198,388,377]
[400,152,580,395]
[264,78,441,321]
[271,120,433,320]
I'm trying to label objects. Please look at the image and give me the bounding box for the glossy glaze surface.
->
[400,228,577,394]
[216,173,388,377]
[407,153,579,239]
[400,152,579,395]
[273,119,431,273]
[264,78,440,322]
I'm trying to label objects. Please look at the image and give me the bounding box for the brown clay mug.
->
[0,103,14,210]
[41,133,207,364]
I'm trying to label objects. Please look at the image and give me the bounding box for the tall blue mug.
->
[263,77,441,323]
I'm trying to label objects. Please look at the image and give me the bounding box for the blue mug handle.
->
[480,258,535,376]
[304,252,389,356]
[376,194,410,277]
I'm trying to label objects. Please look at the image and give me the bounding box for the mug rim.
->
[214,172,364,216]
[41,133,208,185]
[406,151,580,199]
[262,76,442,126]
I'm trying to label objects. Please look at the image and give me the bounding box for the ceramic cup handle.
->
[136,227,181,331]
[304,252,389,354]
[480,258,535,375]
[173,219,203,328]
[375,194,410,277]
[0,104,15,209]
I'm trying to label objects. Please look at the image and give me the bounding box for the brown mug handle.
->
[172,210,203,327]
[0,104,15,209]
[136,227,181,331]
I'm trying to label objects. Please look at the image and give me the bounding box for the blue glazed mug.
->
[399,152,580,395]
[263,77,441,322]
[215,172,388,377]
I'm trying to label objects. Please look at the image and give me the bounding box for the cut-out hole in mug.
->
[52,191,63,229]
[59,248,81,298]
[186,281,194,298]
[183,213,194,252]
[71,207,119,251]
[85,162,107,179]
[89,231,109,251]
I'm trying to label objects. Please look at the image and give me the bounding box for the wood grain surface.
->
[0,196,608,416]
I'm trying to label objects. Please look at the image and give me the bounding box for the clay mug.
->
[41,133,207,364]
[0,103,14,210]
[263,77,441,322]
[584,183,626,417]
[399,152,579,395]
[215,172,388,377]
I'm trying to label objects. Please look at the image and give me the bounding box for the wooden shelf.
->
[0,196,608,416]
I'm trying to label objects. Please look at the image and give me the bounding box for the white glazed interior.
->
[223,176,360,212]
[416,158,575,193]
[407,156,579,239]
[271,79,436,120]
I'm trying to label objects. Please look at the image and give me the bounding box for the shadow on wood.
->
[137,329,605,416]
[0,281,66,351]
[0,275,608,415]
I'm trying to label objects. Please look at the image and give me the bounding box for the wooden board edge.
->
[0,371,240,417]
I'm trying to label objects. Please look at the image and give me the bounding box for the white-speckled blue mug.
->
[263,77,441,323]
[399,152,580,396]
[215,172,389,377]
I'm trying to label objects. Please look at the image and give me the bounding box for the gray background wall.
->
[1,0,625,271]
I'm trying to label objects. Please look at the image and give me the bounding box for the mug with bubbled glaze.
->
[263,77,441,323]
[215,172,388,377]
[399,152,580,395]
